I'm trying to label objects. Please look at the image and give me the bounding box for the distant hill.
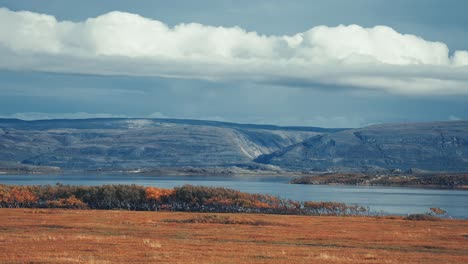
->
[0,118,344,133]
[254,120,468,172]
[0,118,332,170]
[2,118,468,172]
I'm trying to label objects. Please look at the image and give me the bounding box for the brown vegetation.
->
[291,172,468,189]
[0,184,367,216]
[0,209,467,263]
[405,214,441,221]
[162,214,287,226]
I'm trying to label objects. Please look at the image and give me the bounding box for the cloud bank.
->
[0,8,467,94]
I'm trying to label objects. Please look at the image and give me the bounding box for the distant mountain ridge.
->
[255,120,468,172]
[1,118,467,172]
[0,118,345,133]
[0,118,328,170]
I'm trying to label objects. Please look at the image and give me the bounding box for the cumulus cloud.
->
[0,8,467,94]
[453,51,468,66]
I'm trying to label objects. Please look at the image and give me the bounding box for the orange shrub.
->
[46,196,88,209]
[251,200,271,209]
[0,185,10,203]
[303,201,348,215]
[430,207,447,215]
[6,187,38,206]
[145,187,174,202]
[205,197,234,206]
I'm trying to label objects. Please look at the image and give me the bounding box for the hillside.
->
[0,118,329,170]
[255,120,468,172]
[2,118,468,172]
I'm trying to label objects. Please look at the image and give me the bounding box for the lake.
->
[1,174,467,218]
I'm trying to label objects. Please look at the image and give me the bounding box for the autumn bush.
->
[45,196,88,209]
[429,207,447,215]
[303,201,367,216]
[404,214,441,221]
[0,184,368,216]
[172,185,285,212]
[0,185,38,208]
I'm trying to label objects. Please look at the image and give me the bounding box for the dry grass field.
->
[0,209,467,264]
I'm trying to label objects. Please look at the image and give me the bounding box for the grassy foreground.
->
[1,209,467,263]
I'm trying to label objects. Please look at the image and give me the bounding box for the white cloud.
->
[453,51,468,66]
[0,8,468,94]
[449,115,461,121]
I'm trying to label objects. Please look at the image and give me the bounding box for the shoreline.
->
[3,169,468,190]
[293,182,468,190]
[290,173,468,190]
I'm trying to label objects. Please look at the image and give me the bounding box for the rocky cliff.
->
[0,118,330,169]
[2,118,468,172]
[255,121,468,172]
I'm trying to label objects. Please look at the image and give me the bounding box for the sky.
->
[0,0,467,128]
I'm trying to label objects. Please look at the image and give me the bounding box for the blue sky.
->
[0,0,467,127]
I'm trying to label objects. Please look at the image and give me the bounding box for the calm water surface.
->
[1,174,467,218]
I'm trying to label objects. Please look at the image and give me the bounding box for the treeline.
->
[0,184,367,216]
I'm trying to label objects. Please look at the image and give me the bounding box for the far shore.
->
[290,172,468,190]
[2,167,468,190]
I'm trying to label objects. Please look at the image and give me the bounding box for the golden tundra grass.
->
[0,209,467,263]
